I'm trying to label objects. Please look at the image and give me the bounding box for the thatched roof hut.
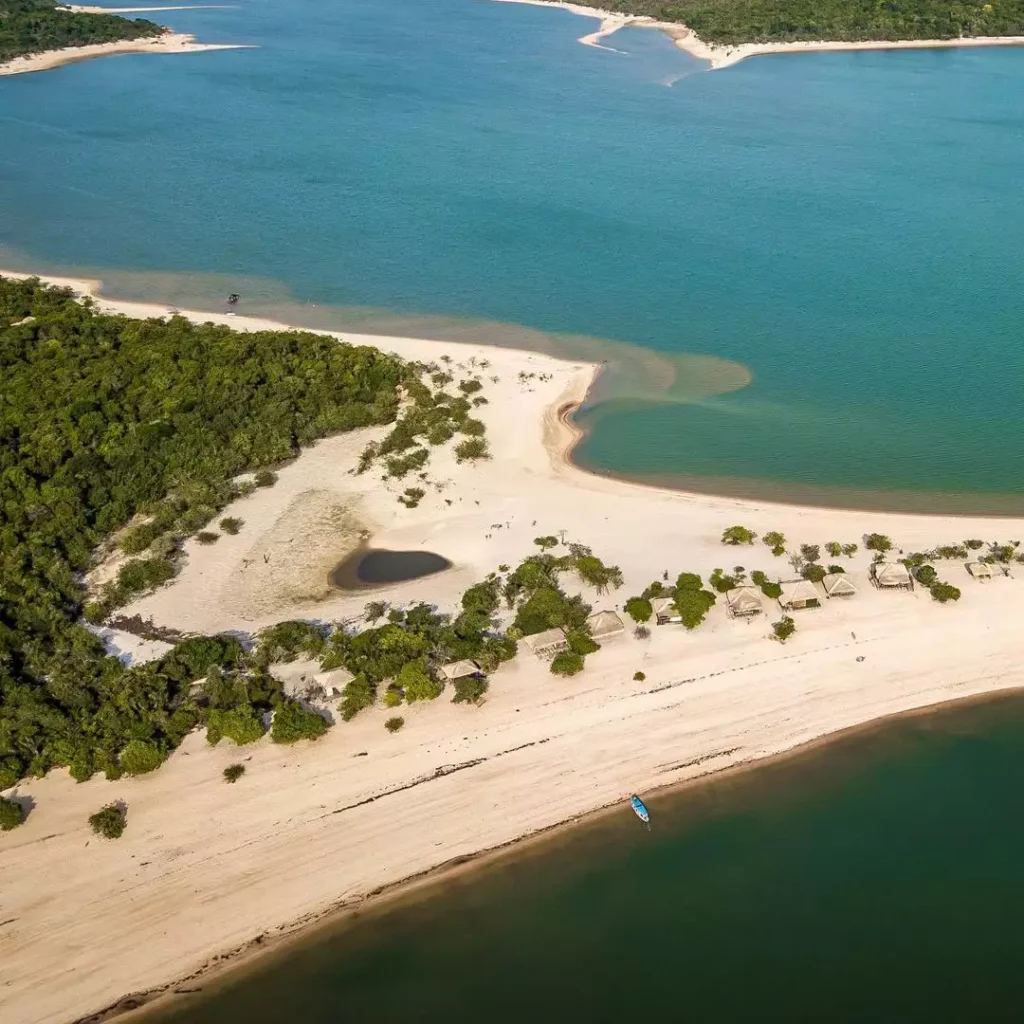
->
[277,665,354,700]
[522,627,569,657]
[650,597,681,625]
[726,586,762,617]
[440,659,482,681]
[586,610,625,641]
[778,579,821,610]
[871,562,913,590]
[822,572,856,598]
[966,561,1005,581]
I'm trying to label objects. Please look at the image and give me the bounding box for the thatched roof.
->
[873,562,911,587]
[440,659,481,681]
[822,572,856,597]
[586,610,625,640]
[522,627,568,655]
[277,665,354,699]
[726,586,762,616]
[966,561,1004,580]
[778,579,821,608]
[650,597,680,622]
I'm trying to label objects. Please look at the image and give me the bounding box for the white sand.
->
[3,269,1024,1024]
[0,31,251,78]
[491,0,1024,70]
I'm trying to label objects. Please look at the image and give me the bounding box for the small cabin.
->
[778,579,821,610]
[586,610,626,642]
[439,659,482,682]
[822,572,856,599]
[726,586,763,618]
[650,597,681,625]
[966,561,1005,581]
[522,627,569,658]
[871,562,913,590]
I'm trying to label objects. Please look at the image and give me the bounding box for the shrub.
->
[825,541,842,557]
[459,417,486,437]
[624,597,653,623]
[915,564,938,586]
[397,659,443,703]
[338,674,375,721]
[929,581,961,603]
[800,544,821,563]
[89,804,126,840]
[223,763,246,783]
[566,629,599,656]
[452,676,488,704]
[965,538,984,550]
[254,469,277,487]
[458,379,483,394]
[633,671,646,682]
[763,531,786,555]
[534,536,559,550]
[119,739,164,775]
[801,563,827,584]
[826,564,845,574]
[454,437,490,462]
[674,587,716,630]
[207,706,265,746]
[383,686,404,708]
[709,568,739,593]
[426,422,454,445]
[865,533,893,553]
[114,556,175,601]
[385,716,405,733]
[722,525,756,545]
[196,531,220,545]
[841,543,859,557]
[771,616,796,643]
[120,520,164,554]
[550,651,585,676]
[220,517,243,535]
[271,701,329,744]
[0,797,25,831]
[634,625,650,640]
[399,486,426,508]
[386,447,429,478]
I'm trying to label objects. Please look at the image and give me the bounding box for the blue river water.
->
[2,0,1024,506]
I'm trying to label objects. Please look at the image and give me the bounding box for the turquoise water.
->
[3,0,1024,505]
[149,693,1024,1023]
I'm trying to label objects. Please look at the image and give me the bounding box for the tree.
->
[89,804,127,840]
[256,621,325,664]
[0,797,25,831]
[271,701,329,744]
[566,630,599,656]
[624,597,653,623]
[722,525,756,545]
[771,616,796,643]
[533,536,559,550]
[452,676,488,704]
[223,764,246,783]
[865,533,893,553]
[385,716,405,732]
[763,531,786,555]
[709,568,739,593]
[929,581,961,603]
[965,539,984,550]
[915,564,938,586]
[825,541,842,557]
[674,587,716,630]
[550,651,585,676]
[801,563,827,584]
[397,659,443,703]
[800,544,821,563]
[842,543,859,557]
[207,706,265,746]
[119,739,164,775]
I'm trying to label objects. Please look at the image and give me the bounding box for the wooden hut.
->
[586,610,625,641]
[440,659,482,682]
[822,572,856,599]
[650,597,681,625]
[871,562,913,590]
[522,628,569,658]
[778,579,821,610]
[966,561,1005,581]
[726,586,763,618]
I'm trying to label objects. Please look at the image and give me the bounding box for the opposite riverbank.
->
[4,271,1024,1024]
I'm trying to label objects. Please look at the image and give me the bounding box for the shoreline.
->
[6,268,1024,1024]
[490,0,1024,70]
[104,684,1024,1022]
[0,30,252,78]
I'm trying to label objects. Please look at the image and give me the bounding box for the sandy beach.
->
[492,0,1024,69]
[0,31,250,77]
[3,270,1024,1023]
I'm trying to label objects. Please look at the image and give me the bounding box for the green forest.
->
[593,0,1024,44]
[0,0,162,63]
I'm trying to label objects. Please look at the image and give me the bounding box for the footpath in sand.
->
[3,272,1024,1024]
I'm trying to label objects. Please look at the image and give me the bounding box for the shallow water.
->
[329,548,452,588]
[148,692,1024,1023]
[3,0,1024,505]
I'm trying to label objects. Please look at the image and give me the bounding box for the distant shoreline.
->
[490,0,1024,69]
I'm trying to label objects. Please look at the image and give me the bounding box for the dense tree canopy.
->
[0,0,163,63]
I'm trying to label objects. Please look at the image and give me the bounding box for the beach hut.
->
[439,659,482,682]
[650,597,681,625]
[276,665,353,701]
[586,610,625,641]
[871,562,913,590]
[966,561,1005,581]
[778,579,821,611]
[522,628,569,658]
[822,572,856,599]
[726,586,763,618]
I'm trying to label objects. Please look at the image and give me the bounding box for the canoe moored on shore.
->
[630,795,650,824]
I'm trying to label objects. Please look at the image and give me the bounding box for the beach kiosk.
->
[822,572,856,599]
[650,597,682,625]
[586,610,626,641]
[726,586,763,618]
[439,659,483,682]
[778,579,821,611]
[966,561,1005,581]
[871,562,913,590]
[522,628,569,658]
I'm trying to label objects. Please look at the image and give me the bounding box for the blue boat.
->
[630,795,650,825]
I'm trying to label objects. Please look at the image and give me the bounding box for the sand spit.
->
[0,31,252,78]
[491,0,1024,69]
[4,269,1024,1024]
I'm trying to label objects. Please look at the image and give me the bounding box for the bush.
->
[624,596,653,623]
[383,685,404,708]
[722,525,756,545]
[674,587,716,630]
[633,671,646,682]
[398,659,444,703]
[826,564,845,574]
[207,706,265,746]
[825,541,842,557]
[965,539,984,550]
[399,486,426,508]
[865,533,893,553]
[763,531,785,555]
[271,701,329,744]
[771,616,796,643]
[459,417,486,437]
[452,676,488,704]
[842,543,859,557]
[800,544,821,563]
[0,797,25,831]
[114,556,175,602]
[196,531,220,545]
[454,437,490,463]
[458,379,483,394]
[801,563,827,583]
[89,804,126,840]
[220,517,243,535]
[385,716,405,733]
[256,620,326,664]
[223,763,246,783]
[254,469,277,487]
[709,568,739,593]
[929,581,961,603]
[914,564,938,586]
[119,739,164,775]
[120,520,164,554]
[566,629,599,656]
[550,651,585,676]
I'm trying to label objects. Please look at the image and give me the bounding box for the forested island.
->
[0,0,162,63]
[587,0,1024,45]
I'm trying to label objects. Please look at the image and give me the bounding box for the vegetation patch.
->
[89,803,126,840]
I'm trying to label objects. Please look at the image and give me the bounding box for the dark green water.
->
[150,693,1024,1024]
